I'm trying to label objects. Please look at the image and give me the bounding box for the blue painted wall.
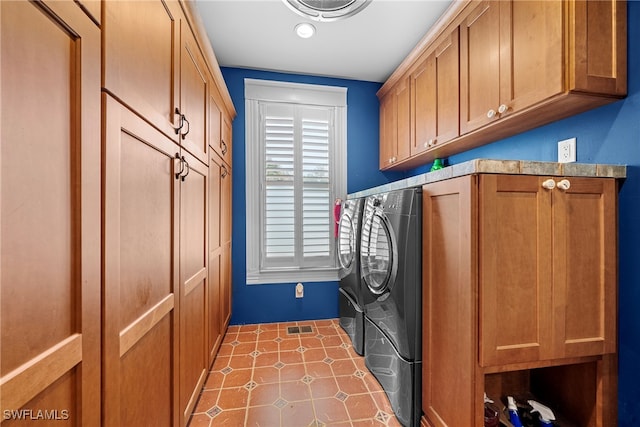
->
[221,67,405,325]
[223,2,639,421]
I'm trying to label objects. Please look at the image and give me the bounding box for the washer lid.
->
[283,0,372,21]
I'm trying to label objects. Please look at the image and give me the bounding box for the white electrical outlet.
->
[295,282,304,298]
[558,138,577,163]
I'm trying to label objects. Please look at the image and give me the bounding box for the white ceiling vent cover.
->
[283,0,373,22]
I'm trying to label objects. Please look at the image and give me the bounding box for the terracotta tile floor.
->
[189,319,402,427]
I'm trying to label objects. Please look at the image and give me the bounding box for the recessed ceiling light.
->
[295,22,316,38]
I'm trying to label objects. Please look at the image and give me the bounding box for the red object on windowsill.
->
[334,198,342,238]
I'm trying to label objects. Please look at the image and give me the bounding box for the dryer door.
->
[361,209,397,295]
[338,211,356,270]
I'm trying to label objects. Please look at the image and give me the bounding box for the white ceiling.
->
[195,0,453,83]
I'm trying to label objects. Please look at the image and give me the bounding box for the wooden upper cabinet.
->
[104,1,212,165]
[478,175,617,366]
[459,1,501,134]
[103,0,180,139]
[380,0,626,170]
[177,18,209,165]
[379,91,395,169]
[412,28,460,156]
[571,0,627,96]
[222,115,233,166]
[379,77,410,169]
[210,86,233,166]
[460,1,563,134]
[1,1,101,423]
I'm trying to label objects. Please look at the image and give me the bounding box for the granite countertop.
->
[348,159,627,199]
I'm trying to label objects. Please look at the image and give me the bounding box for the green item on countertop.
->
[430,158,444,171]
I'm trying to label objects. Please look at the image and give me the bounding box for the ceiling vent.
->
[283,0,373,22]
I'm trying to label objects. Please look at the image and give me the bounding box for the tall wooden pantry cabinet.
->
[1,1,235,425]
[1,1,101,424]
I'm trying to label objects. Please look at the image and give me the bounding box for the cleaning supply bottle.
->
[430,158,444,171]
[528,400,556,427]
[483,393,499,427]
[507,396,524,427]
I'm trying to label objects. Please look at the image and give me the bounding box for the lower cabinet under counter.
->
[421,173,619,427]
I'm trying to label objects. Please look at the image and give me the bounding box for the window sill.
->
[247,267,339,285]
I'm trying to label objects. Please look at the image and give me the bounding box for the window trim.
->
[245,79,347,285]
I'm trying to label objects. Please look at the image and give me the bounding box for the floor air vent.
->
[287,325,313,334]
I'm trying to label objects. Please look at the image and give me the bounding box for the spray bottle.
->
[528,400,556,427]
[507,396,524,427]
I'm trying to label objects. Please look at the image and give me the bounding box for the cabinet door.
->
[178,19,209,165]
[379,91,396,169]
[395,78,411,164]
[207,152,224,365]
[411,54,435,156]
[460,1,501,134]
[221,243,232,330]
[77,0,100,24]
[500,1,563,114]
[178,152,209,424]
[552,178,617,358]
[571,0,627,96]
[479,175,554,366]
[413,29,460,156]
[379,78,410,169]
[103,0,179,139]
[103,96,179,427]
[222,115,233,166]
[220,166,233,329]
[209,91,223,156]
[422,177,477,427]
[1,1,100,423]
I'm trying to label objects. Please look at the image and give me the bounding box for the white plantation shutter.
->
[245,79,346,284]
[261,104,332,268]
[264,105,296,263]
[301,111,331,263]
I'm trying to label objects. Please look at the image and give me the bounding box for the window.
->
[245,79,347,284]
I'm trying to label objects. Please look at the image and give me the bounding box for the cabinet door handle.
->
[221,165,228,178]
[487,109,497,119]
[174,153,184,180]
[221,140,228,155]
[423,141,429,148]
[557,179,571,191]
[181,157,190,182]
[498,104,509,114]
[181,115,190,140]
[542,179,556,190]
[174,108,184,135]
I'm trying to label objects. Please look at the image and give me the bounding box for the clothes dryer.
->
[337,197,365,355]
[360,188,422,427]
